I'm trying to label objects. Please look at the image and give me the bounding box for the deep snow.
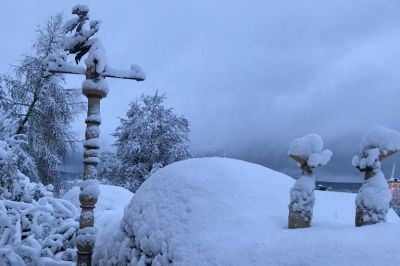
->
[62,184,134,260]
[87,157,400,266]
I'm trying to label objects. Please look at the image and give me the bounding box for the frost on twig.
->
[352,126,400,227]
[287,134,332,229]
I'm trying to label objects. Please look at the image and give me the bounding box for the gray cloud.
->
[2,0,400,181]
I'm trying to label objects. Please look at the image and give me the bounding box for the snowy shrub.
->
[353,126,400,226]
[0,159,79,264]
[106,92,191,192]
[288,133,332,228]
[0,109,79,265]
[0,197,79,265]
[0,164,79,265]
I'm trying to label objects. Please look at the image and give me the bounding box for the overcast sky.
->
[2,0,400,181]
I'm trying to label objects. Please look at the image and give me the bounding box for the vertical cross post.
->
[76,64,106,265]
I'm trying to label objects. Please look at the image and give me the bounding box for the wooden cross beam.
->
[46,61,145,81]
[45,5,145,265]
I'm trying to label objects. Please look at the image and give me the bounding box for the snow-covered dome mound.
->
[96,157,400,266]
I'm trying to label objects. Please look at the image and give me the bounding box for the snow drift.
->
[95,157,400,266]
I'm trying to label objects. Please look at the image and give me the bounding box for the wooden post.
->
[76,64,106,265]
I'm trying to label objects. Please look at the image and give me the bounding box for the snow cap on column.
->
[288,133,332,168]
[352,125,400,170]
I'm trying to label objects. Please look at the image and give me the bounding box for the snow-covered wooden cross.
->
[45,5,145,265]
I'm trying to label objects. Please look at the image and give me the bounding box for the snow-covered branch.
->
[44,54,86,76]
[104,64,146,81]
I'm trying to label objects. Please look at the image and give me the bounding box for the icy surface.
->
[288,133,332,167]
[96,157,400,266]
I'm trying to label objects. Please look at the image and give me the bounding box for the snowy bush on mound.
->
[288,134,332,228]
[352,126,400,226]
[0,115,79,265]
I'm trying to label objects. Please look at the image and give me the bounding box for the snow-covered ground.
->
[62,184,134,259]
[64,158,400,265]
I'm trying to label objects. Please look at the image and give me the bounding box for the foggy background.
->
[2,0,400,181]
